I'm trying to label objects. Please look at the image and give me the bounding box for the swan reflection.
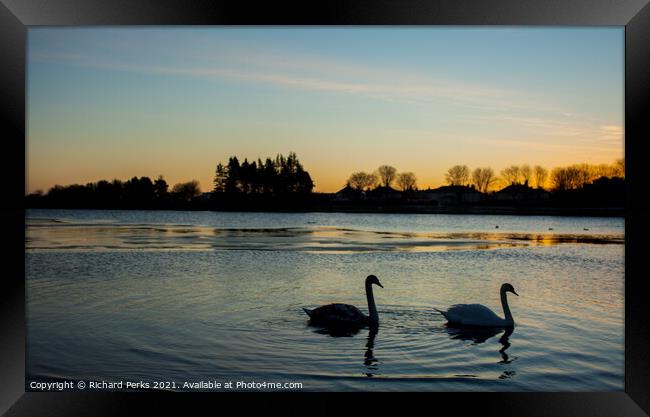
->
[445,325,504,344]
[498,327,514,364]
[497,328,517,380]
[445,326,515,363]
[364,328,379,376]
[312,325,361,337]
[309,325,380,377]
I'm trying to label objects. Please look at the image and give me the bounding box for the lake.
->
[25,209,624,391]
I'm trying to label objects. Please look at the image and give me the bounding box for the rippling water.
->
[26,209,624,391]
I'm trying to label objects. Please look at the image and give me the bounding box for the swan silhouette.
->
[303,275,383,328]
[436,283,518,327]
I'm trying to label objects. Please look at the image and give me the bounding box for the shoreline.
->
[309,205,624,217]
[25,205,625,217]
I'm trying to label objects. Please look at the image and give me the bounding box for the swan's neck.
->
[500,289,514,325]
[366,282,379,325]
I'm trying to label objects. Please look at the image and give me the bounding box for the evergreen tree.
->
[225,157,241,193]
[213,163,228,193]
[213,152,314,196]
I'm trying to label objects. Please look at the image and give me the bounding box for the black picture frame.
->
[1,1,649,415]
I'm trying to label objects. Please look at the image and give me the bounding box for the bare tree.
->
[520,164,532,185]
[501,165,521,185]
[551,166,589,191]
[552,160,624,191]
[348,171,378,191]
[376,165,397,188]
[533,165,548,189]
[172,180,201,202]
[613,158,625,178]
[551,167,568,191]
[591,163,613,179]
[575,163,594,185]
[472,167,495,193]
[445,165,470,186]
[396,172,417,191]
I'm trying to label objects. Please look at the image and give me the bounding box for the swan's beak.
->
[377,281,384,288]
[512,290,519,296]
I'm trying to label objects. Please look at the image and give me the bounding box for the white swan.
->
[303,275,383,328]
[436,283,518,327]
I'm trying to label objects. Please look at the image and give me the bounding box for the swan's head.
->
[366,275,384,288]
[501,283,518,296]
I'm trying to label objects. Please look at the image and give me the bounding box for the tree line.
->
[344,159,623,194]
[444,164,544,191]
[26,176,202,209]
[213,152,313,196]
[347,165,418,192]
[26,152,315,210]
[444,159,624,192]
[25,155,624,210]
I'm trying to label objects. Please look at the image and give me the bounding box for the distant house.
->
[582,176,624,192]
[334,183,365,201]
[366,186,402,201]
[563,176,624,207]
[493,183,550,202]
[417,185,483,205]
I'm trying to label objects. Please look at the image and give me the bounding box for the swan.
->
[436,283,518,327]
[303,275,383,328]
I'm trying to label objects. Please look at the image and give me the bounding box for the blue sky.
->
[27,27,624,193]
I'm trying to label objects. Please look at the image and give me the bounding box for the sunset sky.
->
[27,27,623,194]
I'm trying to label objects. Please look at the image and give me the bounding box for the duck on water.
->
[303,275,384,329]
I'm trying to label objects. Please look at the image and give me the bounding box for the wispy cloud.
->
[471,137,620,154]
[30,40,622,157]
[597,125,624,144]
[30,48,554,115]
[477,114,623,148]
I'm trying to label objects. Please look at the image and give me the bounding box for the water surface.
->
[26,209,624,391]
